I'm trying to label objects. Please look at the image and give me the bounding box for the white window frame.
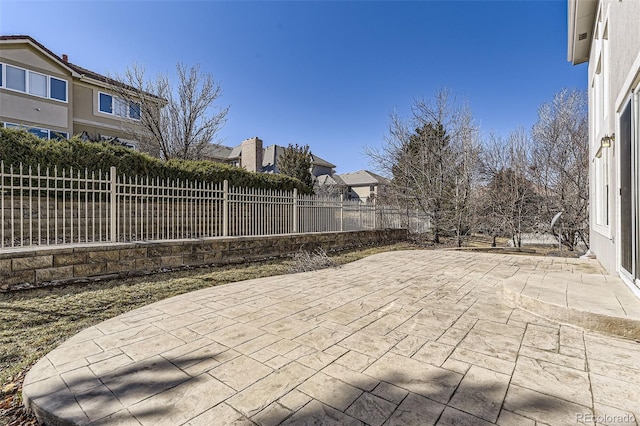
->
[49,76,68,102]
[0,63,68,103]
[97,91,141,121]
[6,64,26,92]
[28,70,48,98]
[3,122,69,140]
[593,152,610,233]
[602,22,610,124]
[590,17,612,237]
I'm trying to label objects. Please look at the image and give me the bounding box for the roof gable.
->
[0,35,80,77]
[338,170,390,186]
[1,35,161,99]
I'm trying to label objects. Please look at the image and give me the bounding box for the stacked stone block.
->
[0,229,407,291]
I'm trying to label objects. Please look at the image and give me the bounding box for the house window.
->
[0,63,67,102]
[28,127,48,139]
[99,93,112,113]
[129,101,141,120]
[369,185,375,192]
[50,77,67,101]
[98,92,141,120]
[6,65,26,92]
[594,153,609,228]
[602,22,609,123]
[50,130,68,140]
[114,97,127,117]
[3,122,68,140]
[28,72,47,97]
[594,57,603,139]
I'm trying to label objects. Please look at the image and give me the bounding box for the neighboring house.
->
[309,153,335,177]
[0,35,157,147]
[313,173,346,198]
[207,136,336,177]
[568,0,640,296]
[337,170,390,204]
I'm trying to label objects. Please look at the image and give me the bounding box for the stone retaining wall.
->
[0,229,407,291]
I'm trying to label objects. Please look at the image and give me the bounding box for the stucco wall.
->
[0,44,69,78]
[0,229,408,291]
[590,230,616,274]
[588,0,640,275]
[349,186,373,203]
[0,91,69,129]
[0,43,73,134]
[606,0,640,113]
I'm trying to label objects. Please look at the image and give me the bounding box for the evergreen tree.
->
[279,144,313,191]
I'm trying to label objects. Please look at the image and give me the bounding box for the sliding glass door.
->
[619,95,639,288]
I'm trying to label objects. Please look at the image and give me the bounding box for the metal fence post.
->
[340,194,344,232]
[223,180,229,237]
[373,202,377,229]
[110,166,117,242]
[292,188,298,233]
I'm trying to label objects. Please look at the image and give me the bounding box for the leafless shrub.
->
[287,247,337,273]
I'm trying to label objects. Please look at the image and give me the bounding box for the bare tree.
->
[313,178,344,198]
[480,129,539,247]
[110,63,229,160]
[530,89,589,250]
[448,104,482,247]
[367,88,480,244]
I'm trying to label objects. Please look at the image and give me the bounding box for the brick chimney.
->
[240,137,263,172]
[62,54,68,63]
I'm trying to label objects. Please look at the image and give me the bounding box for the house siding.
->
[585,0,640,287]
[0,44,68,77]
[71,81,135,139]
[1,36,153,143]
[0,43,73,135]
[0,91,69,129]
[606,1,640,109]
[312,165,333,177]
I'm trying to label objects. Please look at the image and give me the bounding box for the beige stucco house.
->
[0,35,154,147]
[568,0,640,296]
[337,170,390,204]
[207,136,336,177]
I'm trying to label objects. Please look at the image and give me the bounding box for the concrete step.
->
[503,273,640,341]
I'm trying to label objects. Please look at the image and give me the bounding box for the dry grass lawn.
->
[0,243,415,389]
[0,235,581,424]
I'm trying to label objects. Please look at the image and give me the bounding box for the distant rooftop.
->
[338,170,390,186]
[210,141,335,171]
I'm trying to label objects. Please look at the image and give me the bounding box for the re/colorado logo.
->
[576,413,636,424]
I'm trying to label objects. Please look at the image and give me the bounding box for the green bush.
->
[0,128,310,193]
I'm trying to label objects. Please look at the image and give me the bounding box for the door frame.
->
[617,83,639,292]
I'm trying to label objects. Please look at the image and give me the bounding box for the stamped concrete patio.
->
[23,250,640,425]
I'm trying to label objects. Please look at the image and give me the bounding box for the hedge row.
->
[0,128,311,193]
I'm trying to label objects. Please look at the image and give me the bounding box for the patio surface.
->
[23,250,640,425]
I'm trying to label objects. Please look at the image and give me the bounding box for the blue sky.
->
[1,0,587,174]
